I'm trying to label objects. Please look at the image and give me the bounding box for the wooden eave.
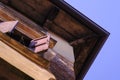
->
[0,0,110,80]
[50,0,109,36]
[50,1,110,79]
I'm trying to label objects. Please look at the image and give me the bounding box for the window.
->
[0,20,50,53]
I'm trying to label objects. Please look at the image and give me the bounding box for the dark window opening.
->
[6,29,32,47]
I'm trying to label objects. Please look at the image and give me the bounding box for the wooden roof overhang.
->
[0,0,110,80]
[51,1,110,79]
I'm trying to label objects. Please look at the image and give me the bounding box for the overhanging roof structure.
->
[0,0,110,80]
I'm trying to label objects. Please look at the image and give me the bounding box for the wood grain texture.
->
[44,49,75,80]
[0,58,34,80]
[0,40,56,80]
[49,55,75,80]
[7,0,53,24]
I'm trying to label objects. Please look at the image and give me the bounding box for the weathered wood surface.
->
[44,49,75,80]
[0,40,56,80]
[0,58,34,80]
[49,56,75,80]
[1,0,53,24]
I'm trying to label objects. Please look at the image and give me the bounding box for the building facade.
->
[0,0,109,80]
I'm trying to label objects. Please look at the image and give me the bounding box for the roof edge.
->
[78,34,109,79]
[50,0,110,37]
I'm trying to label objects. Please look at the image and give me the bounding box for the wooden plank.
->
[49,57,75,80]
[9,0,46,24]
[53,10,93,40]
[0,58,34,80]
[0,40,56,80]
[2,0,53,24]
[20,0,53,16]
[44,20,74,42]
[44,49,75,80]
[73,37,98,79]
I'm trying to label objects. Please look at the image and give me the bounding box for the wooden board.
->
[0,40,55,80]
[0,58,34,80]
[6,0,53,24]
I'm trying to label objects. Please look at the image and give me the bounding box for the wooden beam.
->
[0,40,56,80]
[0,58,34,80]
[70,34,98,46]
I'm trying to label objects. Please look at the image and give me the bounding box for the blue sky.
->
[65,0,120,80]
